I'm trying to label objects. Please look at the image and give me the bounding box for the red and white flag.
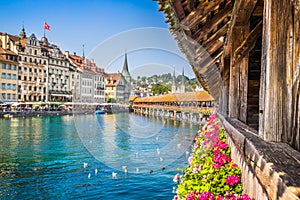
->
[44,21,50,30]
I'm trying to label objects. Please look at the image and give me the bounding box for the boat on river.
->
[95,109,105,115]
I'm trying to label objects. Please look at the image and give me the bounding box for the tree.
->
[151,84,170,94]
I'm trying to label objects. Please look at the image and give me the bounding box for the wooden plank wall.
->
[260,0,300,151]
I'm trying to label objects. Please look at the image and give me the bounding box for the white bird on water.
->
[112,172,117,178]
[95,168,98,175]
[156,148,160,155]
[160,157,164,162]
[88,173,91,179]
[83,162,88,168]
[136,167,140,173]
[122,166,128,173]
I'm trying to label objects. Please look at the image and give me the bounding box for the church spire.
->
[19,23,26,39]
[180,67,185,93]
[171,67,176,93]
[121,51,130,77]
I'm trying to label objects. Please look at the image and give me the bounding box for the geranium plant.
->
[173,113,252,200]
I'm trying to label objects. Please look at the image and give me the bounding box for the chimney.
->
[64,51,69,59]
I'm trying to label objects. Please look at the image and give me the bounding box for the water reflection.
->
[74,113,197,172]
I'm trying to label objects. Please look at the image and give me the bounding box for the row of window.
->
[2,64,17,70]
[1,73,17,80]
[1,83,17,90]
[1,93,17,100]
[20,67,46,74]
[20,56,47,65]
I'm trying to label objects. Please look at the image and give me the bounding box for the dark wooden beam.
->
[186,0,195,12]
[201,21,230,48]
[199,51,223,73]
[172,0,186,20]
[180,0,228,30]
[192,4,232,42]
[224,0,258,57]
[232,20,262,65]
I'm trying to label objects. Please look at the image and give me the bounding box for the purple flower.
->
[226,175,240,186]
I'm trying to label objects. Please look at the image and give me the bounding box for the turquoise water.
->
[0,113,199,199]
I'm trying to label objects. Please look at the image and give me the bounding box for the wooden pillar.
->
[259,0,291,142]
[229,25,250,122]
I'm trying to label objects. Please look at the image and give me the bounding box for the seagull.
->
[156,136,159,141]
[186,151,189,157]
[136,167,140,173]
[160,157,164,162]
[88,173,91,179]
[122,166,128,173]
[95,168,98,175]
[83,162,88,168]
[156,148,160,155]
[177,143,181,148]
[112,172,117,178]
[135,152,139,157]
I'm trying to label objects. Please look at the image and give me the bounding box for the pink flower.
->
[226,175,240,186]
[232,163,238,168]
[227,157,232,162]
[188,156,193,164]
[192,165,201,173]
[173,173,181,183]
[173,195,179,200]
[216,196,224,200]
[213,148,221,156]
[194,143,198,149]
[225,193,238,200]
[213,153,227,165]
[198,192,214,200]
[238,194,252,200]
[212,163,222,169]
[219,141,228,149]
[186,191,199,200]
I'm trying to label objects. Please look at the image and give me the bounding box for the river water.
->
[0,113,199,199]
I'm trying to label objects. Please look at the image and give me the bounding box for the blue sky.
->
[0,0,196,78]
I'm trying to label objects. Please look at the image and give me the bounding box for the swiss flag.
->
[44,21,50,30]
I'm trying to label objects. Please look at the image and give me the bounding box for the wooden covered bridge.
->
[156,0,300,199]
[131,91,215,121]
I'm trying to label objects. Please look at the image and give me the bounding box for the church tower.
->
[121,51,132,101]
[171,67,177,93]
[180,68,185,93]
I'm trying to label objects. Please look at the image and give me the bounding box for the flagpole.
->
[43,20,45,37]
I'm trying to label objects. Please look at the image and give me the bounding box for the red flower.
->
[226,175,240,186]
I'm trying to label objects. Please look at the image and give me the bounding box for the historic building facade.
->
[0,39,19,102]
[67,53,106,104]
[0,28,106,104]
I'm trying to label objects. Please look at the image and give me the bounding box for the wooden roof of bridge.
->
[155,0,263,102]
[133,91,213,103]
